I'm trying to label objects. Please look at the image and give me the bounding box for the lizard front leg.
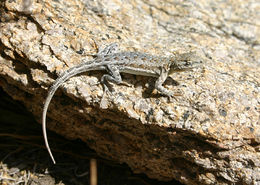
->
[154,66,173,97]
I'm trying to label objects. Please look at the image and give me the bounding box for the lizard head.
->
[169,51,202,73]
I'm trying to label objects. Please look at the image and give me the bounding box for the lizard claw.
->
[168,89,184,101]
[120,81,132,87]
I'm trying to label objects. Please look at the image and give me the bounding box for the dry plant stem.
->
[90,158,97,185]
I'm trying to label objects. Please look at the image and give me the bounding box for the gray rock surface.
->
[0,0,259,184]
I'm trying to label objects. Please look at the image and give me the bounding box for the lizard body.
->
[42,44,202,164]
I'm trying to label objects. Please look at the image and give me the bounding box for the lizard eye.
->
[185,61,191,66]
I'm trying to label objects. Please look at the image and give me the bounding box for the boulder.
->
[0,0,259,184]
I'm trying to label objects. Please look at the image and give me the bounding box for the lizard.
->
[42,43,202,164]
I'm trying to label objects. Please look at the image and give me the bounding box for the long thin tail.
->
[42,61,100,164]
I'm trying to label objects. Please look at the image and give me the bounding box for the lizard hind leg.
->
[100,65,123,108]
[97,43,120,56]
[101,65,122,94]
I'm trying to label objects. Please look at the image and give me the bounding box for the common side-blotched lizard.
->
[42,43,202,164]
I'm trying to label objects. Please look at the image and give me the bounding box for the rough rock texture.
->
[0,0,259,184]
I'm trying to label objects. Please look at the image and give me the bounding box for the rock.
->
[0,0,259,184]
